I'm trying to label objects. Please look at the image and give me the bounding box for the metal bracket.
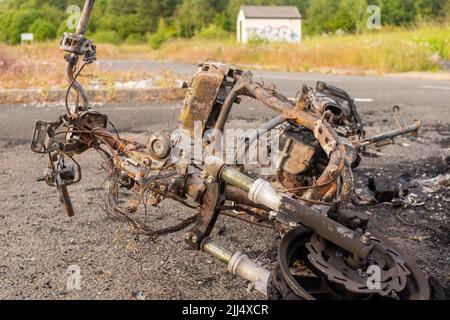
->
[185,181,225,249]
[60,33,92,56]
[31,121,53,154]
[30,120,64,154]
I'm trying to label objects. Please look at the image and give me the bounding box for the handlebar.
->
[63,0,96,114]
[364,120,422,147]
[76,0,96,36]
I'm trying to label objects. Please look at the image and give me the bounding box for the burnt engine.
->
[180,62,365,203]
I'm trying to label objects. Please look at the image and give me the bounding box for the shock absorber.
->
[204,156,374,260]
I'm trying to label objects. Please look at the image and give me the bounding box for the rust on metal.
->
[30,2,431,300]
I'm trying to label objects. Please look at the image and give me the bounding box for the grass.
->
[0,42,177,90]
[148,23,449,74]
[0,23,448,90]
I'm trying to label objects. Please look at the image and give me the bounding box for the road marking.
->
[421,85,450,91]
[354,98,374,102]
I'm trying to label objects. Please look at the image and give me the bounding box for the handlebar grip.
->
[58,186,75,217]
[75,0,96,36]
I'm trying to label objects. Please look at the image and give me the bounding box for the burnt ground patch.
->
[353,154,449,298]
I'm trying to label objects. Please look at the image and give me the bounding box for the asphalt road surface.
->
[1,62,449,143]
[0,62,449,300]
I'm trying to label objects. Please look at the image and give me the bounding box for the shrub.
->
[147,18,173,50]
[195,24,230,40]
[126,33,145,44]
[91,30,122,44]
[148,32,167,50]
[29,19,57,41]
[0,10,38,44]
[56,20,70,39]
[247,36,269,45]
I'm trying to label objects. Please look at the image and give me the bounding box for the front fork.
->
[39,153,79,217]
[183,156,374,262]
[58,186,75,217]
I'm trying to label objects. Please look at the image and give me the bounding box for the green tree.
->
[375,0,416,25]
[177,0,216,37]
[0,9,39,44]
[29,18,57,41]
[331,0,368,34]
[305,0,339,34]
[0,0,448,43]
[445,0,450,18]
[414,0,448,19]
[148,18,170,49]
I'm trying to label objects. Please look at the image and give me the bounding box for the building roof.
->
[240,5,302,19]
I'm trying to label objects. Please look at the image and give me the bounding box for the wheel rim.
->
[275,228,430,300]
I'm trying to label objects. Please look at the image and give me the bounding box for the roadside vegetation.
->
[0,41,181,90]
[0,1,449,90]
[1,22,448,90]
[147,23,450,73]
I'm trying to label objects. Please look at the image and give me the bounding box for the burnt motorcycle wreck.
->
[31,0,430,300]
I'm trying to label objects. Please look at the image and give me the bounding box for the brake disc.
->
[271,228,430,300]
[306,233,410,296]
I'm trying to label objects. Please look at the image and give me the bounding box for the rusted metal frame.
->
[234,115,287,163]
[241,79,318,131]
[215,163,373,259]
[211,73,350,203]
[277,196,373,260]
[212,71,290,162]
[57,62,360,256]
[65,60,90,112]
[90,137,223,250]
[86,127,146,162]
[76,0,96,36]
[303,118,353,201]
[225,186,270,211]
[220,166,254,193]
[364,120,423,147]
[241,79,353,202]
[221,210,273,229]
[58,186,75,217]
[279,198,373,260]
[186,181,226,249]
[65,0,96,112]
[213,74,345,203]
[213,73,250,133]
[302,151,342,201]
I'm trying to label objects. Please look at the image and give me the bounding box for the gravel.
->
[0,111,448,300]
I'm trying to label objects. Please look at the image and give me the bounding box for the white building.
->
[237,6,302,44]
